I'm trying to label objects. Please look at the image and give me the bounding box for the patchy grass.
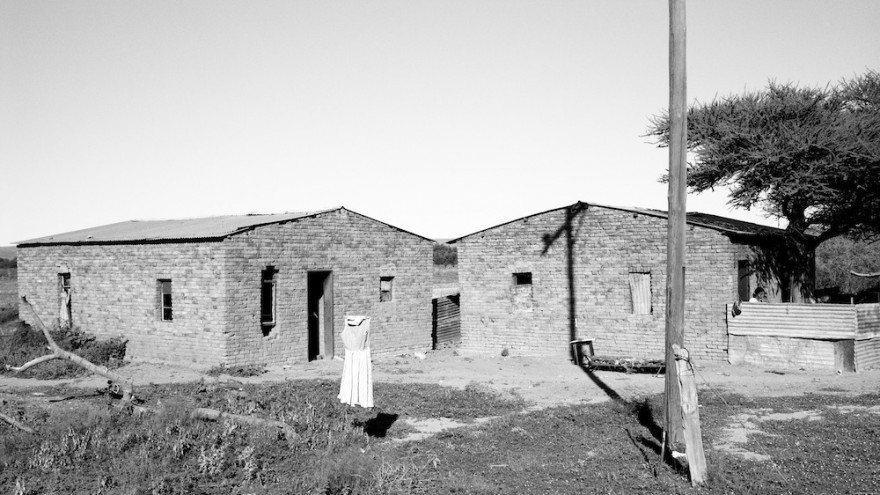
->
[0,278,17,327]
[1,379,878,494]
[433,265,458,288]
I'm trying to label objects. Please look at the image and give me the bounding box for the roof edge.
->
[447,201,785,243]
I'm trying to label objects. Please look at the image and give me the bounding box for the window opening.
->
[512,272,533,312]
[380,276,394,302]
[59,273,72,328]
[513,272,532,285]
[159,279,173,321]
[261,267,278,336]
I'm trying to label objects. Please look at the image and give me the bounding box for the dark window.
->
[737,260,751,302]
[380,276,394,302]
[159,279,173,321]
[261,267,277,335]
[513,272,532,285]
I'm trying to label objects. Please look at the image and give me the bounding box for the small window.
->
[380,276,394,302]
[628,271,651,315]
[158,279,173,321]
[513,272,532,285]
[261,267,277,335]
[59,273,72,328]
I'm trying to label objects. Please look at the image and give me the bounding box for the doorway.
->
[307,271,334,361]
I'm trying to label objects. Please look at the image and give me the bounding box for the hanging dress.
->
[338,315,374,408]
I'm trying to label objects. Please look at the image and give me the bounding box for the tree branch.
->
[5,353,57,373]
[0,411,35,434]
[850,270,880,278]
[13,297,135,405]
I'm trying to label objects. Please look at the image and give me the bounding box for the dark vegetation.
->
[206,364,268,378]
[0,256,16,269]
[648,69,880,300]
[2,379,878,494]
[432,243,457,266]
[0,324,127,379]
[816,236,880,302]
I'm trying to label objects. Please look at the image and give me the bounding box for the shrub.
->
[433,243,457,266]
[0,324,127,379]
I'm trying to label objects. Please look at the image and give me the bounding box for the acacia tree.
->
[648,70,880,301]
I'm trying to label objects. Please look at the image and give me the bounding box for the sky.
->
[1,0,878,246]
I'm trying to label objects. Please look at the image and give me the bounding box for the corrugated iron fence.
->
[727,302,880,371]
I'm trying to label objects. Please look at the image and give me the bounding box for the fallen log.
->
[6,297,134,406]
[191,407,297,438]
[0,411,35,434]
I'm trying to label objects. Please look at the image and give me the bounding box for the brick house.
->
[449,201,789,363]
[16,207,433,367]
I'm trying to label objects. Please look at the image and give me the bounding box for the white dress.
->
[338,316,374,408]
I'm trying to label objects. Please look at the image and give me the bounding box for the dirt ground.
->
[2,349,877,409]
[3,349,879,459]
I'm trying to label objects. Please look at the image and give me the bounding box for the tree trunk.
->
[784,228,816,303]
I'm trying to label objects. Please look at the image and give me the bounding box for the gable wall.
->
[457,206,761,363]
[223,209,433,366]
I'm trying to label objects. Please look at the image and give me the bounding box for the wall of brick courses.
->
[220,208,433,366]
[457,205,776,363]
[17,208,433,367]
[17,243,228,365]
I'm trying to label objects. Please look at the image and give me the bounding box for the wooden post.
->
[665,0,687,450]
[673,344,707,485]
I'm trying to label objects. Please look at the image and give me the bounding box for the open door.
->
[307,271,334,361]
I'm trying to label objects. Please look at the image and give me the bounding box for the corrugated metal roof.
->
[448,201,786,243]
[17,208,340,245]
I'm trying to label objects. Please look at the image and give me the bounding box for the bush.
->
[0,324,127,379]
[433,243,457,266]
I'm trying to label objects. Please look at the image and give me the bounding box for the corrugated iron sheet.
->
[727,303,857,340]
[855,339,880,370]
[857,304,880,339]
[16,209,338,245]
[629,272,651,314]
[432,294,460,349]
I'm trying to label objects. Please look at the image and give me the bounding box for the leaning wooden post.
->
[672,344,707,485]
[664,0,687,451]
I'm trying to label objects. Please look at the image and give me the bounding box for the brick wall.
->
[457,205,770,363]
[17,208,433,367]
[17,243,228,365]
[222,208,433,366]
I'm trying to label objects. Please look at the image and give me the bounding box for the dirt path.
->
[3,349,877,408]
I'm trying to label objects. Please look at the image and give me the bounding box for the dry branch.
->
[6,297,134,405]
[0,411,35,434]
[850,270,880,278]
[191,407,297,438]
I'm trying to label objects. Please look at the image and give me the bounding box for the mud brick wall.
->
[457,205,763,363]
[17,243,228,365]
[222,208,433,366]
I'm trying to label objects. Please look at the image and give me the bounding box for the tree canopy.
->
[648,70,880,246]
[647,70,880,300]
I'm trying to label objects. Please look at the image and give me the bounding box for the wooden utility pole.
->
[665,0,687,451]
